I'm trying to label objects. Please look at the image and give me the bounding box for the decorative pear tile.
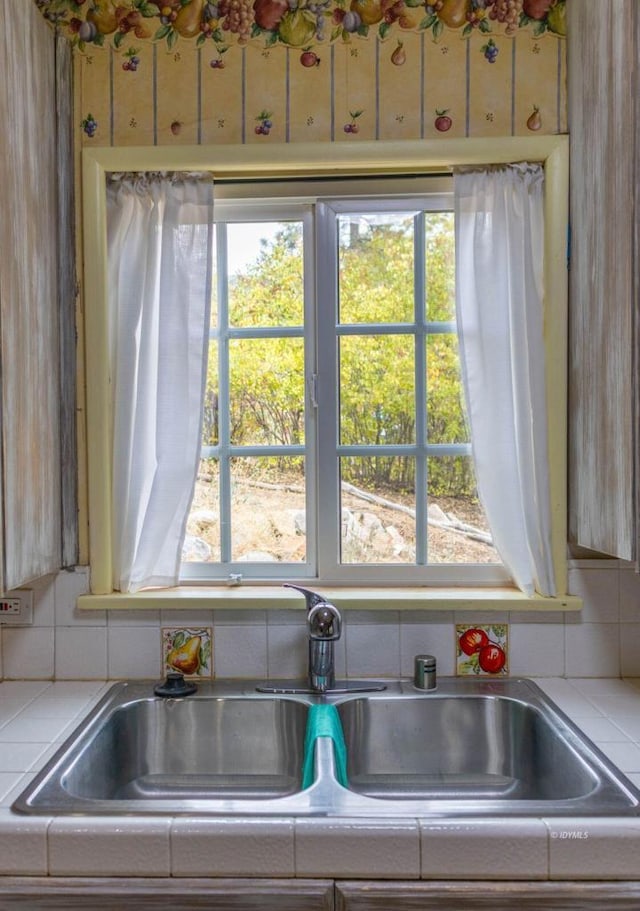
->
[162,627,213,678]
[456,623,508,676]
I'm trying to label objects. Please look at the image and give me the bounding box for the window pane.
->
[340,456,416,564]
[210,225,218,328]
[185,458,220,563]
[425,212,455,322]
[230,457,306,563]
[338,213,415,324]
[426,334,468,444]
[426,455,499,564]
[227,222,304,328]
[229,338,305,446]
[339,335,414,445]
[202,340,218,446]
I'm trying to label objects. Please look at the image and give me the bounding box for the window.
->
[182,181,504,586]
[84,137,566,609]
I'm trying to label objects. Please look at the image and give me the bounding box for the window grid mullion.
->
[414,211,428,565]
[314,203,340,579]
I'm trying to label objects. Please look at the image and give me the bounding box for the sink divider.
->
[301,704,348,789]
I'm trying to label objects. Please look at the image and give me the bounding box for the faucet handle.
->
[308,603,342,641]
[283,583,327,611]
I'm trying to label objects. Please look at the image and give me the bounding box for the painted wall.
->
[37,0,566,145]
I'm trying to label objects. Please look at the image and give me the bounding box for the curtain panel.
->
[106,174,214,592]
[454,164,556,597]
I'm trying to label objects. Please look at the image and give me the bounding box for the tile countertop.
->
[2,678,640,881]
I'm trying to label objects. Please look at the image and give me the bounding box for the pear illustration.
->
[167,634,202,675]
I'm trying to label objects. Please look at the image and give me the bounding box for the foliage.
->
[205,213,477,497]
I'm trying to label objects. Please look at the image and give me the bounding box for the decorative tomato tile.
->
[162,627,213,678]
[456,623,508,676]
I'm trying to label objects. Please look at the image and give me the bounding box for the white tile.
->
[567,567,620,622]
[548,818,640,879]
[420,819,548,879]
[267,609,308,626]
[0,810,49,874]
[565,623,620,678]
[171,818,295,876]
[508,623,565,676]
[610,716,640,742]
[17,697,91,721]
[620,623,640,677]
[55,568,103,626]
[31,577,56,627]
[213,624,268,678]
[0,772,26,802]
[580,691,640,719]
[54,627,108,679]
[267,625,307,679]
[161,608,215,626]
[1,627,54,679]
[576,717,630,743]
[108,626,162,679]
[210,601,264,627]
[346,611,400,625]
[620,567,640,622]
[0,682,49,699]
[107,609,161,626]
[0,699,38,727]
[345,623,400,677]
[49,817,172,876]
[38,681,106,699]
[0,716,74,744]
[0,742,50,772]
[569,678,637,697]
[508,611,565,624]
[534,679,603,718]
[400,623,454,677]
[295,818,419,878]
[596,741,640,773]
[1,773,39,808]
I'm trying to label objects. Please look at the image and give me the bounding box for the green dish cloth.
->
[301,703,348,789]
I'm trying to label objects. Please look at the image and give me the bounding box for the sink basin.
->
[338,694,597,801]
[12,678,640,817]
[63,694,307,801]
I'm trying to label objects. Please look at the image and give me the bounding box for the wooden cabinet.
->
[336,881,640,910]
[567,0,638,560]
[0,0,75,590]
[0,878,334,910]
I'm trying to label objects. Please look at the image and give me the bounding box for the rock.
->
[237,551,277,562]
[182,535,212,561]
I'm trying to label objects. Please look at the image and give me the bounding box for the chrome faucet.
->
[284,584,342,693]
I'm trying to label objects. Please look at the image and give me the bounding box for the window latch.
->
[309,373,319,408]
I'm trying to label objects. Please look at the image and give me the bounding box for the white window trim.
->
[79,135,579,612]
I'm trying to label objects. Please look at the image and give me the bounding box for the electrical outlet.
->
[0,590,33,625]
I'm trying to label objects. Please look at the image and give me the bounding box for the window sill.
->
[77,586,582,612]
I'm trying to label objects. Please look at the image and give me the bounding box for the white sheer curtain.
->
[106,174,213,593]
[454,164,556,597]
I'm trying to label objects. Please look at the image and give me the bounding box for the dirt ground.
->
[186,462,498,565]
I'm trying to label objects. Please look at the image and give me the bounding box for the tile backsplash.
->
[0,561,639,681]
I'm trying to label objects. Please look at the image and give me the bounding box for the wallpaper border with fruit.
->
[35,0,567,146]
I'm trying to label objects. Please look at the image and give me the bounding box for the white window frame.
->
[78,136,580,612]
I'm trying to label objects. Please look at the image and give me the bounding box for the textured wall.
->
[35,0,566,146]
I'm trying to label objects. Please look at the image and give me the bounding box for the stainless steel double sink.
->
[13,678,640,817]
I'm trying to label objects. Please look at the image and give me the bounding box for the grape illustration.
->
[81,113,98,138]
[482,38,498,63]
